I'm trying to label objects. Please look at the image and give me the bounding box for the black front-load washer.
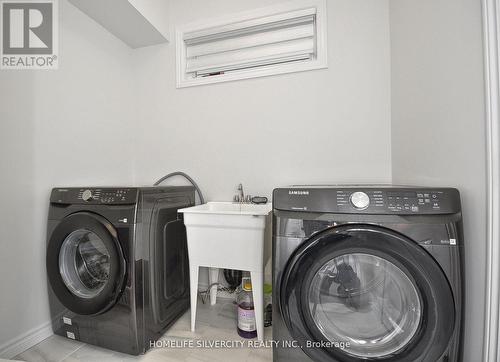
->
[46,186,194,355]
[273,186,463,362]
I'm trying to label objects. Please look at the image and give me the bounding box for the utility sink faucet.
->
[237,183,244,201]
[234,183,251,203]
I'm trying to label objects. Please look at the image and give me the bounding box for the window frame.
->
[175,0,328,88]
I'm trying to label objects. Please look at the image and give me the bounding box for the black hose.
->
[154,171,205,204]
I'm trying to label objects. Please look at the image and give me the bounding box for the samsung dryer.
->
[46,186,194,355]
[272,186,463,362]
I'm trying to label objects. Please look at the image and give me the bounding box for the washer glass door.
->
[308,253,422,358]
[280,224,455,362]
[59,229,111,299]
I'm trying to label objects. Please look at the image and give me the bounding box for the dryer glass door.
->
[59,229,112,299]
[47,212,126,315]
[280,224,455,362]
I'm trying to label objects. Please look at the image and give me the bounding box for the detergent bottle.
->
[237,277,257,338]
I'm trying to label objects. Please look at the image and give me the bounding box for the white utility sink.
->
[180,201,271,215]
[178,201,272,341]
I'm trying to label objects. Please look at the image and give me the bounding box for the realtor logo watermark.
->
[0,0,58,69]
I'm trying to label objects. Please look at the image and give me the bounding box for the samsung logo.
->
[289,190,309,195]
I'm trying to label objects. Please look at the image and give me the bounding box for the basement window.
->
[176,0,328,88]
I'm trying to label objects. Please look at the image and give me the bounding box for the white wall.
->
[389,0,486,360]
[0,0,135,355]
[131,0,393,199]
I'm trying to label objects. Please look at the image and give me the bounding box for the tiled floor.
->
[14,300,272,362]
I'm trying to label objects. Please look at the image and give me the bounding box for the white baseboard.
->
[0,321,53,359]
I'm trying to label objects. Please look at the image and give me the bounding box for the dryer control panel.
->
[274,186,461,215]
[50,187,139,205]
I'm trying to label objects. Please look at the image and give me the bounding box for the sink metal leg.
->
[208,267,219,306]
[189,264,199,332]
[250,271,264,341]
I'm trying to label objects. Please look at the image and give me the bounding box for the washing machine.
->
[273,186,463,362]
[46,186,194,355]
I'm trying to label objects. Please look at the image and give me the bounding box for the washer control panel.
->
[51,188,138,205]
[274,187,461,215]
[386,191,442,213]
